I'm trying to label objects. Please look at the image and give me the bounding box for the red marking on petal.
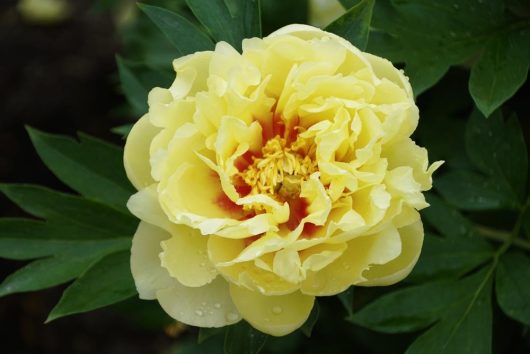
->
[301,223,321,239]
[243,235,261,247]
[216,193,243,215]
[234,150,256,172]
[285,116,300,145]
[259,119,273,142]
[285,197,309,231]
[272,113,285,138]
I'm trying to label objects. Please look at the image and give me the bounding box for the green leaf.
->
[496,252,530,326]
[422,194,478,239]
[0,237,128,297]
[185,0,261,50]
[224,0,262,40]
[0,255,97,297]
[436,170,517,210]
[47,251,136,322]
[401,61,449,98]
[337,286,354,317]
[406,267,493,354]
[0,184,136,239]
[0,218,131,260]
[261,0,307,34]
[300,301,319,337]
[349,279,463,333]
[469,28,530,117]
[368,0,529,96]
[138,4,214,57]
[326,0,374,50]
[338,0,360,9]
[224,321,268,354]
[27,128,134,210]
[408,233,493,283]
[466,110,528,203]
[116,55,149,115]
[351,266,493,354]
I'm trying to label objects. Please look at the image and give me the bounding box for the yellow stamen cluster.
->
[238,135,317,200]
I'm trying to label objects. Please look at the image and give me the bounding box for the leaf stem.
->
[476,226,530,251]
[496,198,530,259]
[474,198,530,254]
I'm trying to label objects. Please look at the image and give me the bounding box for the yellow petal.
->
[268,24,370,75]
[208,236,299,295]
[300,242,347,272]
[170,51,212,99]
[359,220,424,286]
[301,225,401,295]
[364,52,413,98]
[127,184,172,232]
[159,160,238,234]
[385,166,429,209]
[230,284,315,336]
[130,221,173,300]
[124,115,159,190]
[157,277,240,328]
[273,248,304,283]
[384,138,443,190]
[160,224,217,287]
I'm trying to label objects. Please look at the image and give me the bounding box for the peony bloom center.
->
[236,132,317,202]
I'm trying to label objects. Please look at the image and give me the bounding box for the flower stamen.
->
[236,135,317,201]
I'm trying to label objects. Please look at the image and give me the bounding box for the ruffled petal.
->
[301,225,402,295]
[359,220,424,286]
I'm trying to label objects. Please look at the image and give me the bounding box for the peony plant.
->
[1,1,529,353]
[124,24,441,336]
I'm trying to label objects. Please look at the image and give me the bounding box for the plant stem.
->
[476,226,530,251]
[475,198,530,253]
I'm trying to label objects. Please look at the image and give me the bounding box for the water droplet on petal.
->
[195,310,204,316]
[214,303,222,309]
[272,306,283,315]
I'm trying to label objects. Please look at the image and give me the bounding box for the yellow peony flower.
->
[124,24,442,337]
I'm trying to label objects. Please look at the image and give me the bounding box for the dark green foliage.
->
[326,0,374,50]
[0,132,138,321]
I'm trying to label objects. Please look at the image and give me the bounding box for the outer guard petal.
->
[124,115,159,190]
[230,284,315,336]
[130,221,173,300]
[157,277,241,328]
